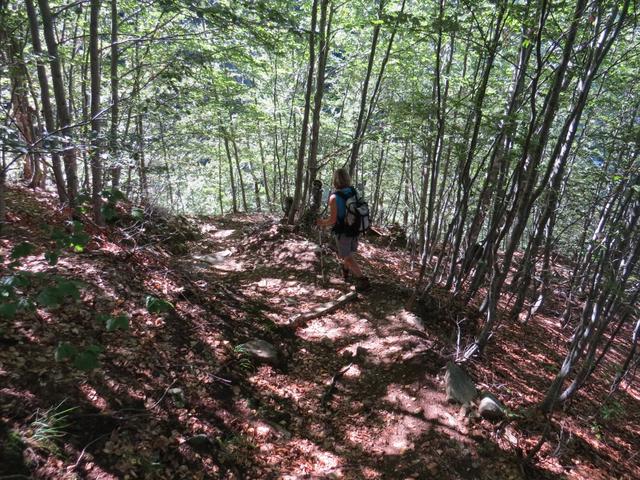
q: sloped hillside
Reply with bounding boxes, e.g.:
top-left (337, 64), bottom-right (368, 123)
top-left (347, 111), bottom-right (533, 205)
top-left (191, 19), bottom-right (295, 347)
top-left (1, 187), bottom-right (638, 479)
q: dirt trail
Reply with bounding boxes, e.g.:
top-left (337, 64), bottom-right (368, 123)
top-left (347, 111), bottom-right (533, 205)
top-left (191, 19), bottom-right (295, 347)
top-left (187, 215), bottom-right (533, 479)
top-left (4, 194), bottom-right (633, 480)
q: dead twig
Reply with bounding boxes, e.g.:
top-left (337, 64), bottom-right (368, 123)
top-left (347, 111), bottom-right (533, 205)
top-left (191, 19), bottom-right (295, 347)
top-left (291, 291), bottom-right (357, 328)
top-left (67, 432), bottom-right (112, 472)
top-left (150, 379), bottom-right (177, 409)
top-left (321, 362), bottom-right (354, 408)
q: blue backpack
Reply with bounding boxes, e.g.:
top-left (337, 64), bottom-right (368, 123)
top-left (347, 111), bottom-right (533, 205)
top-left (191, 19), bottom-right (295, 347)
top-left (332, 187), bottom-right (370, 237)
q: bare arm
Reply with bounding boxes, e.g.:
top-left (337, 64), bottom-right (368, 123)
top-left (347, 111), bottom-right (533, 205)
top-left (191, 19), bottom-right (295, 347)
top-left (316, 194), bottom-right (338, 228)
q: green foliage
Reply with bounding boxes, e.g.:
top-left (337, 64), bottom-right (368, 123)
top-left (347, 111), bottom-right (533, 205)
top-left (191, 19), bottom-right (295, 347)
top-left (101, 189), bottom-right (127, 223)
top-left (131, 207), bottom-right (145, 221)
top-left (54, 342), bottom-right (76, 362)
top-left (54, 342), bottom-right (102, 371)
top-left (98, 313), bottom-right (130, 332)
top-left (1, 223), bottom-right (91, 319)
top-left (145, 295), bottom-right (174, 314)
top-left (48, 221), bottom-right (90, 254)
top-left (30, 401), bottom-right (77, 445)
top-left (0, 223), bottom-right (129, 373)
top-left (233, 344), bottom-right (255, 372)
top-left (73, 345), bottom-right (103, 371)
top-left (10, 242), bottom-right (36, 260)
top-left (36, 279), bottom-right (82, 308)
top-left (600, 400), bottom-right (625, 421)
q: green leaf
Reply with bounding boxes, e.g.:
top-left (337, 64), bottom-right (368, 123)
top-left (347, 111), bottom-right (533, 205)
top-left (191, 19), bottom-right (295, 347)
top-left (1, 274), bottom-right (29, 288)
top-left (37, 287), bottom-right (63, 307)
top-left (55, 342), bottom-right (77, 361)
top-left (36, 280), bottom-right (81, 307)
top-left (73, 345), bottom-right (102, 371)
top-left (11, 242), bottom-right (35, 259)
top-left (145, 295), bottom-right (173, 314)
top-left (105, 314), bottom-right (129, 332)
top-left (0, 302), bottom-right (18, 319)
top-left (131, 207), bottom-right (145, 220)
top-left (45, 251), bottom-right (59, 266)
top-left (17, 297), bottom-right (34, 312)
top-left (56, 280), bottom-right (81, 300)
top-left (69, 232), bottom-right (90, 252)
top-left (110, 189), bottom-right (126, 202)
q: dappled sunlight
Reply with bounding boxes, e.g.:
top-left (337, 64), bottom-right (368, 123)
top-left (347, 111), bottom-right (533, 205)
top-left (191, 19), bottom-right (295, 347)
top-left (79, 384), bottom-right (109, 411)
top-left (212, 228), bottom-right (236, 239)
top-left (2, 187), bottom-right (638, 479)
top-left (299, 313), bottom-right (363, 341)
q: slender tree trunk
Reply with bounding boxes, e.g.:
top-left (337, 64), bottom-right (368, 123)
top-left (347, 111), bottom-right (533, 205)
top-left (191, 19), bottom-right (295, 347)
top-left (109, 0), bottom-right (121, 189)
top-left (288, 0), bottom-right (319, 223)
top-left (231, 136), bottom-right (248, 212)
top-left (38, 0), bottom-right (78, 208)
top-left (257, 126), bottom-right (272, 209)
top-left (89, 0), bottom-right (104, 225)
top-left (136, 113), bottom-right (148, 202)
top-left (306, 0), bottom-right (331, 199)
top-left (509, 0), bottom-right (630, 322)
top-left (346, 1), bottom-right (382, 177)
top-left (81, 40), bottom-right (90, 192)
top-left (217, 141), bottom-right (224, 215)
top-left (348, 0), bottom-right (406, 176)
top-left (0, 152), bottom-right (5, 236)
top-left (222, 132), bottom-right (238, 213)
top-left (445, 2), bottom-right (508, 290)
top-left (465, 0), bottom-right (588, 360)
top-left (371, 138), bottom-right (387, 222)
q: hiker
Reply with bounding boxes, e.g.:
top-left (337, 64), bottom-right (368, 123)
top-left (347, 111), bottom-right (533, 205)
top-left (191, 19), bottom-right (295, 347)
top-left (316, 168), bottom-right (370, 291)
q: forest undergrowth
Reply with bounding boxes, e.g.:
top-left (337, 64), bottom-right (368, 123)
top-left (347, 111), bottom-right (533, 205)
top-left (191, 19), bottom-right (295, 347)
top-left (1, 186), bottom-right (638, 480)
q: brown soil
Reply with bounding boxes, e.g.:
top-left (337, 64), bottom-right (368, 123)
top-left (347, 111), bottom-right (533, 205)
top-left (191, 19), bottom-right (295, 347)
top-left (1, 186), bottom-right (638, 479)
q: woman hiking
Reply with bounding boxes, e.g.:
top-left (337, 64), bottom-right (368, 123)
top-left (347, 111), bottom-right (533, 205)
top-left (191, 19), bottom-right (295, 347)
top-left (316, 168), bottom-right (370, 292)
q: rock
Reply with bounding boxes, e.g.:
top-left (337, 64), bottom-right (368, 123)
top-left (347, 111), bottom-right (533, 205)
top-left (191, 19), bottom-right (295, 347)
top-left (355, 346), bottom-right (368, 359)
top-left (186, 434), bottom-right (212, 448)
top-left (478, 392), bottom-right (506, 421)
top-left (238, 339), bottom-right (281, 366)
top-left (168, 387), bottom-right (185, 404)
top-left (444, 361), bottom-right (478, 405)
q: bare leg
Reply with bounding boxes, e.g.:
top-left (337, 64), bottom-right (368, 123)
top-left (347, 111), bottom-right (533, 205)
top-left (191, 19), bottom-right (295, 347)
top-left (343, 255), bottom-right (363, 277)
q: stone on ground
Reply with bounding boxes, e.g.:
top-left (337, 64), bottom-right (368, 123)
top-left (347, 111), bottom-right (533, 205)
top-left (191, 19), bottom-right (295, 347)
top-left (444, 361), bottom-right (478, 404)
top-left (478, 392), bottom-right (506, 421)
top-left (239, 339), bottom-right (281, 366)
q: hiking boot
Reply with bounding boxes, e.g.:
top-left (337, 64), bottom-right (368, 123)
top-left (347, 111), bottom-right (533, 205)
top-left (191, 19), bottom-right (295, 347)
top-left (342, 266), bottom-right (350, 281)
top-left (355, 276), bottom-right (371, 292)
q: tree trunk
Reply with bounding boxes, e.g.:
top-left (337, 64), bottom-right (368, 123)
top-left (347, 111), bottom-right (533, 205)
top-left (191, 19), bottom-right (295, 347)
top-left (231, 136), bottom-right (248, 212)
top-left (136, 114), bottom-right (148, 202)
top-left (109, 0), bottom-right (121, 190)
top-left (222, 132), bottom-right (238, 213)
top-left (306, 0), bottom-right (331, 199)
top-left (288, 0), bottom-right (319, 224)
top-left (465, 0), bottom-right (588, 360)
top-left (89, 0), bottom-right (104, 225)
top-left (38, 0), bottom-right (78, 208)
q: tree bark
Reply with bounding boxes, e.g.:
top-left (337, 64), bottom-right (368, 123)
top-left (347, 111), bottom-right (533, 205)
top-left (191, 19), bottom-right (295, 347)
top-left (288, 0), bottom-right (319, 224)
top-left (109, 0), bottom-right (121, 189)
top-left (38, 0), bottom-right (78, 208)
top-left (306, 0), bottom-right (331, 199)
top-left (90, 0), bottom-right (104, 224)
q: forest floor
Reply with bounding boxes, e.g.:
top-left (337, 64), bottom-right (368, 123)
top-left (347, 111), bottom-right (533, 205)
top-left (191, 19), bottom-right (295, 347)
top-left (1, 186), bottom-right (639, 480)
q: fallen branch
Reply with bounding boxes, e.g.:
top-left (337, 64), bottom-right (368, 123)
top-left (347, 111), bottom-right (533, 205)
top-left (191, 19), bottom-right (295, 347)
top-left (291, 291), bottom-right (357, 328)
top-left (321, 362), bottom-right (354, 408)
top-left (67, 432), bottom-right (112, 472)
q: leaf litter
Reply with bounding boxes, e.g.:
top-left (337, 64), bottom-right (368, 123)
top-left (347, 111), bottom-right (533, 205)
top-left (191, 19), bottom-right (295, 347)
top-left (0, 186), bottom-right (638, 479)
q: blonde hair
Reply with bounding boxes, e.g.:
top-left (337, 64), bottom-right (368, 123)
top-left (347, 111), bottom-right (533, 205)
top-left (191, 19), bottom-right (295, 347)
top-left (333, 168), bottom-right (351, 190)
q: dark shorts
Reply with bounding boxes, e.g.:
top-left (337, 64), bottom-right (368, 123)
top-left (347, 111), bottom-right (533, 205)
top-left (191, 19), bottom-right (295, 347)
top-left (335, 234), bottom-right (358, 258)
